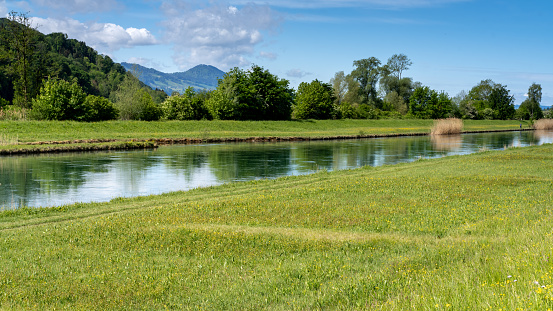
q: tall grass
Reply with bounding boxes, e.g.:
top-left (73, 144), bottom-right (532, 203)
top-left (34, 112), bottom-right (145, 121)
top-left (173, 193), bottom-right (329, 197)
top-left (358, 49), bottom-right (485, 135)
top-left (0, 134), bottom-right (18, 146)
top-left (533, 118), bottom-right (553, 130)
top-left (0, 107), bottom-right (27, 121)
top-left (431, 118), bottom-right (463, 135)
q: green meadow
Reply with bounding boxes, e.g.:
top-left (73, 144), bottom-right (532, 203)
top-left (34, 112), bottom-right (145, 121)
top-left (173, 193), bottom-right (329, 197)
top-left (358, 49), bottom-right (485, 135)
top-left (0, 142), bottom-right (552, 309)
top-left (0, 119), bottom-right (527, 144)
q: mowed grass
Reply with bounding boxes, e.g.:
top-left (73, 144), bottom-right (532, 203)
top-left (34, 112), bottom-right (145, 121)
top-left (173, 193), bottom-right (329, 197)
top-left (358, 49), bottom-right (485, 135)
top-left (0, 119), bottom-right (527, 144)
top-left (0, 143), bottom-right (552, 309)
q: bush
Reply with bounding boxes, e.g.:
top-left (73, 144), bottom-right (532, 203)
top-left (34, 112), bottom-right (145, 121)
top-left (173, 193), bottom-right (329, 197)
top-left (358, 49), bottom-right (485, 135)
top-left (163, 88), bottom-right (211, 120)
top-left (84, 95), bottom-right (119, 121)
top-left (30, 78), bottom-right (88, 121)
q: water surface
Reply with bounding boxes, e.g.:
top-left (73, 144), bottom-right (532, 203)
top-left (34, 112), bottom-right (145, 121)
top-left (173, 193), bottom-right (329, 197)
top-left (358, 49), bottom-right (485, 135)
top-left (1, 130), bottom-right (552, 208)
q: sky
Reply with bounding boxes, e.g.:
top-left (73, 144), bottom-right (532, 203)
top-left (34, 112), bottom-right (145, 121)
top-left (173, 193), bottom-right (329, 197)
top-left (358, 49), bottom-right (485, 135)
top-left (2, 0), bottom-right (553, 107)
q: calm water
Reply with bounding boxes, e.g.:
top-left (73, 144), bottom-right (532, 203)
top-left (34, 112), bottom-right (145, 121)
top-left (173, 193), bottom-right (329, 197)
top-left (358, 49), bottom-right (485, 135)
top-left (1, 130), bottom-right (552, 208)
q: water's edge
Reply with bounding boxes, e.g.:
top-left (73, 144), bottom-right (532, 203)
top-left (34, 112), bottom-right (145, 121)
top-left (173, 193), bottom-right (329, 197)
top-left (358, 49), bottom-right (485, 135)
top-left (0, 128), bottom-right (534, 156)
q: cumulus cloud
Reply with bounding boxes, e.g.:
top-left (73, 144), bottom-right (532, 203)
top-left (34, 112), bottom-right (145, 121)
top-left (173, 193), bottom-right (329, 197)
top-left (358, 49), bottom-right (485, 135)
top-left (30, 0), bottom-right (120, 13)
top-left (161, 1), bottom-right (281, 70)
top-left (33, 17), bottom-right (157, 52)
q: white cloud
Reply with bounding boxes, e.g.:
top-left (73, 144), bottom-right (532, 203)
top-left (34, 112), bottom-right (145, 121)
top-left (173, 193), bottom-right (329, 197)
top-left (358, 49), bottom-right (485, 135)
top-left (30, 0), bottom-right (120, 13)
top-left (33, 17), bottom-right (157, 52)
top-left (0, 0), bottom-right (7, 17)
top-left (286, 69), bottom-right (311, 78)
top-left (259, 51), bottom-right (277, 60)
top-left (161, 1), bottom-right (281, 70)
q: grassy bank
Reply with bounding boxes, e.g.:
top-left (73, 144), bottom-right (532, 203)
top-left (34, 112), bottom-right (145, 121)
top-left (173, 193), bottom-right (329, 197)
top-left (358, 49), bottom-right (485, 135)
top-left (0, 119), bottom-right (528, 145)
top-left (0, 143), bottom-right (552, 309)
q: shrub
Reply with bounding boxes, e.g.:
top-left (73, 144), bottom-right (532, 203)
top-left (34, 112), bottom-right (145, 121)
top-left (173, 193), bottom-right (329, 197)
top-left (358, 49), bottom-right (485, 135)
top-left (431, 118), bottom-right (463, 135)
top-left (84, 95), bottom-right (119, 121)
top-left (30, 78), bottom-right (88, 121)
top-left (163, 88), bottom-right (211, 120)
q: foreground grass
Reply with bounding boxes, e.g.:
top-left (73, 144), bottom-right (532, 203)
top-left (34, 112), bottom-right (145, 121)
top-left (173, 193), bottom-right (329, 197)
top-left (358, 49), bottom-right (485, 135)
top-left (1, 143), bottom-right (552, 309)
top-left (0, 119), bottom-right (528, 145)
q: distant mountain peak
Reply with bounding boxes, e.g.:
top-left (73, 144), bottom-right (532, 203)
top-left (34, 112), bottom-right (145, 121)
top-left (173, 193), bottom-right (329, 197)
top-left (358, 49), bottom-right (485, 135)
top-left (120, 62), bottom-right (225, 94)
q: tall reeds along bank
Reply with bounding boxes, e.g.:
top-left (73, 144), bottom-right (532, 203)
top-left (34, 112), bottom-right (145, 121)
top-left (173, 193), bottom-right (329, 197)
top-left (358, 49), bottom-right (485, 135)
top-left (430, 118), bottom-right (463, 135)
top-left (533, 119), bottom-right (553, 130)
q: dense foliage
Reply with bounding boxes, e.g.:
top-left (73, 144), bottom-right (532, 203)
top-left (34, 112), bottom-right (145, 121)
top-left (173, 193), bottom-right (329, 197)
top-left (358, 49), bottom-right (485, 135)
top-left (294, 79), bottom-right (336, 119)
top-left (207, 65), bottom-right (293, 120)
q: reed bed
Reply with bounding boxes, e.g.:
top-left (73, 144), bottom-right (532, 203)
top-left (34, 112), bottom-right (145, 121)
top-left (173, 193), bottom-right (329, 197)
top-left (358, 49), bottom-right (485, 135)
top-left (533, 118), bottom-right (553, 130)
top-left (430, 118), bottom-right (463, 135)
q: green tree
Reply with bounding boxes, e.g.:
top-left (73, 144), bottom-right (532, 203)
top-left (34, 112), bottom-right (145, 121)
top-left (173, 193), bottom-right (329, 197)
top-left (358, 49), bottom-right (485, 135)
top-left (386, 54), bottom-right (412, 80)
top-left (330, 71), bottom-right (348, 106)
top-left (206, 65), bottom-right (293, 120)
top-left (409, 86), bottom-right (452, 119)
top-left (293, 79), bottom-right (336, 119)
top-left (163, 87), bottom-right (211, 120)
top-left (517, 83), bottom-right (543, 120)
top-left (2, 12), bottom-right (40, 108)
top-left (112, 74), bottom-right (161, 120)
top-left (488, 84), bottom-right (515, 120)
top-left (351, 57), bottom-right (381, 107)
top-left (30, 77), bottom-right (88, 120)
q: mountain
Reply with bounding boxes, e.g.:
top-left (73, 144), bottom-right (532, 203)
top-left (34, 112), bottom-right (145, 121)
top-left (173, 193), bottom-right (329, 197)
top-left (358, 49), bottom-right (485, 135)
top-left (121, 62), bottom-right (225, 94)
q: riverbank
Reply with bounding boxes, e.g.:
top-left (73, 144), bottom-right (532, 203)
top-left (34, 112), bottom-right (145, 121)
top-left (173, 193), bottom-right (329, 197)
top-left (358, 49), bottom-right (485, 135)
top-left (0, 119), bottom-right (530, 154)
top-left (0, 143), bottom-right (552, 309)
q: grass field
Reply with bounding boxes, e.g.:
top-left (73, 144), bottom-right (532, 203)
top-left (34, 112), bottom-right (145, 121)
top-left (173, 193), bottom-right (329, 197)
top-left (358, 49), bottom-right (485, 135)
top-left (0, 142), bottom-right (552, 309)
top-left (0, 119), bottom-right (529, 145)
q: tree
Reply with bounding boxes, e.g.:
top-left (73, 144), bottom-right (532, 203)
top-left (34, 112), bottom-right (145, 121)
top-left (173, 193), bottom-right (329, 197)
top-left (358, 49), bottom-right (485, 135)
top-left (518, 83), bottom-right (543, 120)
top-left (409, 86), bottom-right (452, 119)
top-left (351, 57), bottom-right (382, 106)
top-left (293, 79), bottom-right (336, 119)
top-left (386, 54), bottom-right (412, 80)
top-left (2, 11), bottom-right (40, 108)
top-left (488, 84), bottom-right (515, 120)
top-left (206, 65), bottom-right (293, 120)
top-left (330, 71), bottom-right (348, 106)
top-left (112, 73), bottom-right (161, 121)
top-left (163, 87), bottom-right (211, 120)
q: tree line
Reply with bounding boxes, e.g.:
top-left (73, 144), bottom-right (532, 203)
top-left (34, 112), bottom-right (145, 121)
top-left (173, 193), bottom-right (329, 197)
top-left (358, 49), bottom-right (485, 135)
top-left (1, 12), bottom-right (550, 122)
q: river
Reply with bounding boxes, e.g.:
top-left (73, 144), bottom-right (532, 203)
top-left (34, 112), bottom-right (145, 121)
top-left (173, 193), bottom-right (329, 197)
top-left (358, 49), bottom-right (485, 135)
top-left (1, 130), bottom-right (552, 208)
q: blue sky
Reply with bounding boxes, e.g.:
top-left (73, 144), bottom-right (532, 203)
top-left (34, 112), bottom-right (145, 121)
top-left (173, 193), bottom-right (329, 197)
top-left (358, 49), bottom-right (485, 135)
top-left (3, 0), bottom-right (553, 106)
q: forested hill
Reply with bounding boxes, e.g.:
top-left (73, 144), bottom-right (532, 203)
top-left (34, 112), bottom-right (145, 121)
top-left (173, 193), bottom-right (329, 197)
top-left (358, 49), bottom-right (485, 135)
top-left (121, 62), bottom-right (225, 94)
top-left (0, 17), bottom-right (133, 107)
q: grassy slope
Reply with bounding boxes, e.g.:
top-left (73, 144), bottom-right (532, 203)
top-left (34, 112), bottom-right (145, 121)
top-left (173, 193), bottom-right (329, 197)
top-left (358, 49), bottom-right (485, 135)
top-left (0, 143), bottom-right (552, 309)
top-left (0, 119), bottom-right (528, 144)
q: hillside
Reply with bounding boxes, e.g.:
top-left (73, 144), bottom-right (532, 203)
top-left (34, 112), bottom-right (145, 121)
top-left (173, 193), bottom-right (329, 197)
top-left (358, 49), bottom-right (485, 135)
top-left (121, 62), bottom-right (225, 94)
top-left (0, 17), bottom-right (167, 107)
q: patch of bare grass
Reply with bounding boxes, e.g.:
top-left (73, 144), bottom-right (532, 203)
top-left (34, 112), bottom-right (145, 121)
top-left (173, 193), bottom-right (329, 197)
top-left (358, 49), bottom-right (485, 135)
top-left (431, 118), bottom-right (463, 135)
top-left (533, 119), bottom-right (553, 130)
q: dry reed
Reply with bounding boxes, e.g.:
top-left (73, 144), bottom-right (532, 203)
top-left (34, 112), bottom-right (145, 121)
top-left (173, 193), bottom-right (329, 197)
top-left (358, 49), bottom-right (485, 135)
top-left (430, 118), bottom-right (463, 135)
top-left (532, 119), bottom-right (553, 130)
